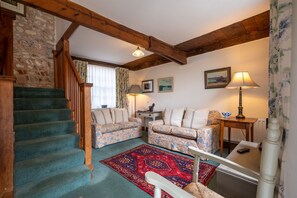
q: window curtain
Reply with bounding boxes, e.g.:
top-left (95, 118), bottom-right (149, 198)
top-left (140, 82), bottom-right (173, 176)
top-left (73, 60), bottom-right (88, 83)
top-left (87, 65), bottom-right (116, 109)
top-left (116, 67), bottom-right (129, 109)
top-left (269, 0), bottom-right (292, 197)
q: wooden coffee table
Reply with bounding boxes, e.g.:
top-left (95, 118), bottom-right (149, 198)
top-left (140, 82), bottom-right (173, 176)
top-left (215, 140), bottom-right (260, 198)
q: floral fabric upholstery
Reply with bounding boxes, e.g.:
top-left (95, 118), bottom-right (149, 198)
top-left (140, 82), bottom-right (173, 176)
top-left (148, 110), bottom-right (220, 155)
top-left (91, 108), bottom-right (142, 148)
top-left (171, 126), bottom-right (197, 139)
top-left (92, 126), bottom-right (142, 149)
top-left (95, 123), bottom-right (122, 134)
top-left (152, 125), bottom-right (172, 135)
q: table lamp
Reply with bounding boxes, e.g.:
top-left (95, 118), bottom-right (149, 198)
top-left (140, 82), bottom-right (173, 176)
top-left (226, 71), bottom-right (259, 119)
top-left (128, 85), bottom-right (142, 117)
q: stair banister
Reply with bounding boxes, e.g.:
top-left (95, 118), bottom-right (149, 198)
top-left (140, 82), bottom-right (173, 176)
top-left (0, 76), bottom-right (15, 197)
top-left (53, 39), bottom-right (93, 170)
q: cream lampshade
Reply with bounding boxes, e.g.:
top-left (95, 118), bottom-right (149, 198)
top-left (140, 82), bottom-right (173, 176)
top-left (226, 71), bottom-right (259, 119)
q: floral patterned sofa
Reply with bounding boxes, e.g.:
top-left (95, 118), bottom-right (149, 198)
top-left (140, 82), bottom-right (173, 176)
top-left (148, 108), bottom-right (221, 155)
top-left (91, 108), bottom-right (142, 148)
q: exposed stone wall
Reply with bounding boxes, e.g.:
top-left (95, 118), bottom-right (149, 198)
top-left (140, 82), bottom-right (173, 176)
top-left (13, 7), bottom-right (55, 88)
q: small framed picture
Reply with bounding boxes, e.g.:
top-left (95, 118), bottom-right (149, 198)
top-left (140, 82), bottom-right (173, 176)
top-left (142, 79), bottom-right (154, 93)
top-left (157, 77), bottom-right (174, 93)
top-left (0, 0), bottom-right (26, 16)
top-left (204, 67), bottom-right (231, 89)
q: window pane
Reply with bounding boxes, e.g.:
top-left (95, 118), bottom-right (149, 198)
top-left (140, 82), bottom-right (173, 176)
top-left (87, 64), bottom-right (116, 109)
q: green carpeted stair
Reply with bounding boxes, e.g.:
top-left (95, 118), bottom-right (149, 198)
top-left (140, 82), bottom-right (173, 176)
top-left (14, 87), bottom-right (90, 198)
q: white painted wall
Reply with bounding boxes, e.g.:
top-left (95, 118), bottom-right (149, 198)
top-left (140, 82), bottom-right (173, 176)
top-left (129, 38), bottom-right (269, 120)
top-left (286, 1), bottom-right (297, 197)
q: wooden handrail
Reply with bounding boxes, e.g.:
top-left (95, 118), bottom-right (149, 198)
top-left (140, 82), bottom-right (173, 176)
top-left (65, 53), bottom-right (83, 85)
top-left (53, 39), bottom-right (93, 170)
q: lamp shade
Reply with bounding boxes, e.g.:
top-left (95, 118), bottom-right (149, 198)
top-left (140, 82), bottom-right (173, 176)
top-left (128, 85), bottom-right (142, 95)
top-left (226, 71), bottom-right (259, 89)
top-left (132, 47), bottom-right (144, 57)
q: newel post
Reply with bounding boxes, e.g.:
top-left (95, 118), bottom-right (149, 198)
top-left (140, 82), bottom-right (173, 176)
top-left (80, 83), bottom-right (93, 170)
top-left (0, 76), bottom-right (15, 198)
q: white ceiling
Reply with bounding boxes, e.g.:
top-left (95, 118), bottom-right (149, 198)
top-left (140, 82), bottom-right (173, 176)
top-left (56, 0), bottom-right (269, 65)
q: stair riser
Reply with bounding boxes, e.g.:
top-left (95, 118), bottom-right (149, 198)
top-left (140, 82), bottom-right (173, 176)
top-left (15, 150), bottom-right (85, 186)
top-left (14, 166), bottom-right (90, 198)
top-left (14, 109), bottom-right (72, 125)
top-left (15, 121), bottom-right (75, 141)
top-left (14, 99), bottom-right (68, 110)
top-left (14, 88), bottom-right (64, 98)
top-left (15, 135), bottom-right (79, 162)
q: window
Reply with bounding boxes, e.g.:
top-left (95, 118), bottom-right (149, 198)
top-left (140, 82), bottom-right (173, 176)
top-left (87, 64), bottom-right (116, 109)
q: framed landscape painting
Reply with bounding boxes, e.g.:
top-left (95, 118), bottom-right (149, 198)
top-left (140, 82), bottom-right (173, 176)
top-left (142, 79), bottom-right (154, 93)
top-left (0, 0), bottom-right (26, 16)
top-left (204, 67), bottom-right (231, 89)
top-left (157, 77), bottom-right (173, 93)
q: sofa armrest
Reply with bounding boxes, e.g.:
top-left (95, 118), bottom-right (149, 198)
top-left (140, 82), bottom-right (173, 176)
top-left (91, 123), bottom-right (104, 136)
top-left (129, 117), bottom-right (142, 124)
top-left (196, 123), bottom-right (220, 153)
top-left (148, 120), bottom-right (164, 133)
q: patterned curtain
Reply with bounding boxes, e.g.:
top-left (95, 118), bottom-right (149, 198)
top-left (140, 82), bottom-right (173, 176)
top-left (116, 67), bottom-right (129, 109)
top-left (269, 0), bottom-right (292, 197)
top-left (73, 60), bottom-right (88, 83)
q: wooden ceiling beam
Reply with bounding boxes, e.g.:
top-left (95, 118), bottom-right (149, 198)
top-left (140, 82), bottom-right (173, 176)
top-left (124, 11), bottom-right (270, 71)
top-left (18, 0), bottom-right (187, 65)
top-left (71, 55), bottom-right (121, 68)
top-left (56, 22), bottom-right (79, 54)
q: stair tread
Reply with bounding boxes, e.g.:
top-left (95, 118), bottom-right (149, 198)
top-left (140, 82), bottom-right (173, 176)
top-left (15, 165), bottom-right (90, 198)
top-left (14, 120), bottom-right (74, 128)
top-left (15, 148), bottom-right (84, 169)
top-left (14, 87), bottom-right (64, 92)
top-left (14, 108), bottom-right (71, 112)
top-left (16, 134), bottom-right (77, 146)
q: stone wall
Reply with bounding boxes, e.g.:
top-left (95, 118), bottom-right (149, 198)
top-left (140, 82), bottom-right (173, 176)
top-left (13, 7), bottom-right (55, 88)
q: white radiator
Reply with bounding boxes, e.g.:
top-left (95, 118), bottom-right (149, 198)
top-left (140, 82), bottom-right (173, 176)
top-left (223, 118), bottom-right (267, 143)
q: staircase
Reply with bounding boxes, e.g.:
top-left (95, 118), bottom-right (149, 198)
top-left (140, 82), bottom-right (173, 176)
top-left (14, 87), bottom-right (90, 198)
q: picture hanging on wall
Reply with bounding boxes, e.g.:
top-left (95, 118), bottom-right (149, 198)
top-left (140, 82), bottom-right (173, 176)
top-left (204, 67), bottom-right (231, 89)
top-left (157, 77), bottom-right (174, 93)
top-left (142, 79), bottom-right (154, 93)
top-left (0, 0), bottom-right (26, 16)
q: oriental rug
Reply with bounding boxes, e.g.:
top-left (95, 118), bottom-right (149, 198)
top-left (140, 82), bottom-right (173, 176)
top-left (101, 144), bottom-right (217, 197)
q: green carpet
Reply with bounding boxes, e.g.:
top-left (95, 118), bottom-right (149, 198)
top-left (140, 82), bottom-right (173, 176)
top-left (14, 87), bottom-right (90, 198)
top-left (61, 133), bottom-right (229, 198)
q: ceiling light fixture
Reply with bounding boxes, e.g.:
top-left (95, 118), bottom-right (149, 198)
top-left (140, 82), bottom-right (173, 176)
top-left (132, 46), bottom-right (144, 57)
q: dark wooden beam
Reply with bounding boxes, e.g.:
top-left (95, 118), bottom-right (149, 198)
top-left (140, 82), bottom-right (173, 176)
top-left (18, 0), bottom-right (187, 65)
top-left (124, 11), bottom-right (270, 71)
top-left (56, 22), bottom-right (79, 54)
top-left (71, 55), bottom-right (121, 68)
top-left (148, 37), bottom-right (187, 65)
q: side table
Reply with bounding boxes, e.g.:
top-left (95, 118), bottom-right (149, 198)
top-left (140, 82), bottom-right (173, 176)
top-left (137, 111), bottom-right (162, 131)
top-left (218, 117), bottom-right (258, 156)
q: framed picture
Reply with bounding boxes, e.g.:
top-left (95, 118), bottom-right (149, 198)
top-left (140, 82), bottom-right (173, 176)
top-left (142, 79), bottom-right (154, 93)
top-left (204, 67), bottom-right (231, 89)
top-left (157, 77), bottom-right (174, 93)
top-left (0, 0), bottom-right (26, 16)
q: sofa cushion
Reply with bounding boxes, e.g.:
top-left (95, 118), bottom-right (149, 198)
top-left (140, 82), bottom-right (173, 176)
top-left (120, 122), bottom-right (140, 130)
top-left (101, 123), bottom-right (122, 134)
top-left (92, 108), bottom-right (113, 125)
top-left (182, 108), bottom-right (209, 129)
top-left (207, 110), bottom-right (221, 125)
top-left (111, 108), bottom-right (129, 123)
top-left (164, 108), bottom-right (184, 127)
top-left (171, 126), bottom-right (197, 139)
top-left (152, 125), bottom-right (173, 135)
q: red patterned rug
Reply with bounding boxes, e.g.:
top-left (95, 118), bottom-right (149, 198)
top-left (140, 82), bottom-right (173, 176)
top-left (100, 144), bottom-right (217, 197)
